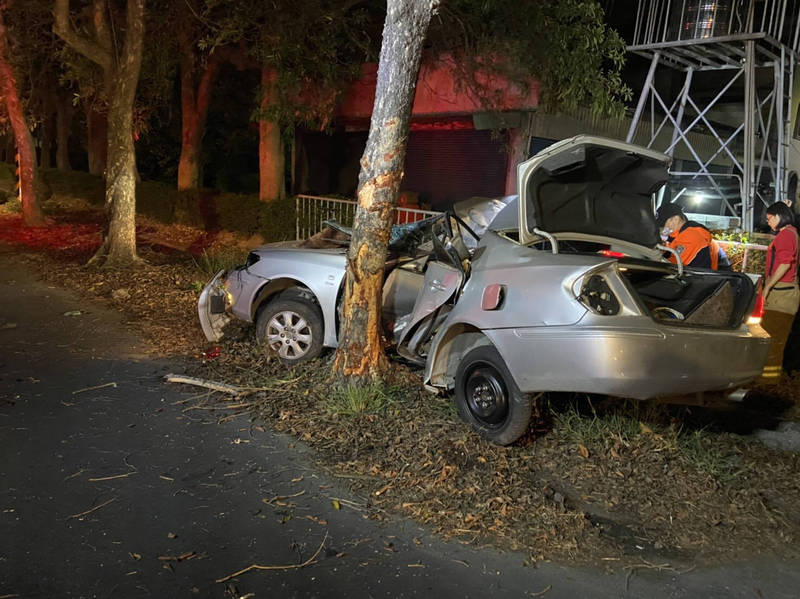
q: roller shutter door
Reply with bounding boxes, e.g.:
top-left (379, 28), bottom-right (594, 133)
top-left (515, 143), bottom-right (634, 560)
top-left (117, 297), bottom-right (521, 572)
top-left (401, 129), bottom-right (508, 210)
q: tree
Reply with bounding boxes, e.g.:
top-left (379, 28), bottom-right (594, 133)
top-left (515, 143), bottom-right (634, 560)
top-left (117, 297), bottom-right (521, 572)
top-left (0, 1), bottom-right (45, 226)
top-left (331, 0), bottom-right (629, 382)
top-left (175, 1), bottom-right (222, 190)
top-left (204, 0), bottom-right (379, 201)
top-left (54, 0), bottom-right (146, 267)
top-left (433, 0), bottom-right (630, 115)
top-left (332, 0), bottom-right (438, 381)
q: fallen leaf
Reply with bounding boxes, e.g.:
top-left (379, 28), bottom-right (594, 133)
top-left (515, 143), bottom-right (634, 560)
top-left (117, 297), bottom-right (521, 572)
top-left (578, 444), bottom-right (590, 459)
top-left (332, 499), bottom-right (341, 510)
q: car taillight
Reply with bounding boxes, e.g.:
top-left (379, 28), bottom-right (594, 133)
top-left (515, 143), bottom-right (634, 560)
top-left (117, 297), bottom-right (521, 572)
top-left (747, 292), bottom-right (764, 325)
top-left (578, 275), bottom-right (620, 315)
top-left (599, 249), bottom-right (627, 258)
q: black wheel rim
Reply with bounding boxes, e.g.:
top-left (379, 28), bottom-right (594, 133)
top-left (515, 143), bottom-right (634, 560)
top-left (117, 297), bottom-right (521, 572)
top-left (464, 363), bottom-right (509, 427)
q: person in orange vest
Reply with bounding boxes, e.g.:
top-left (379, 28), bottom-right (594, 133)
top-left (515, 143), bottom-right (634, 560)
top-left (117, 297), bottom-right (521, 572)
top-left (656, 202), bottom-right (730, 270)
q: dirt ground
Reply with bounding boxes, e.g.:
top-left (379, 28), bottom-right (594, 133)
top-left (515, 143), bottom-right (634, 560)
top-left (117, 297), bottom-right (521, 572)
top-left (3, 203), bottom-right (800, 570)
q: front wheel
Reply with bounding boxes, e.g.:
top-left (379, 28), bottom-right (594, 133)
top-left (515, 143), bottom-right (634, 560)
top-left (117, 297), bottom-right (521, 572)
top-left (454, 346), bottom-right (532, 445)
top-left (255, 298), bottom-right (324, 365)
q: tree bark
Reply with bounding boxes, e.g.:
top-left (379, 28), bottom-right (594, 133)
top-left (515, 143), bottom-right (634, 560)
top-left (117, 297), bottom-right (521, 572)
top-left (54, 0), bottom-right (146, 267)
top-left (56, 92), bottom-right (73, 171)
top-left (0, 7), bottom-right (44, 226)
top-left (258, 67), bottom-right (284, 202)
top-left (177, 27), bottom-right (220, 190)
top-left (332, 0), bottom-right (437, 382)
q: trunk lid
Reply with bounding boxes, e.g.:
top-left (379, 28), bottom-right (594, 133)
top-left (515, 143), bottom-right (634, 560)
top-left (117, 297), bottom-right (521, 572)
top-left (517, 135), bottom-right (670, 249)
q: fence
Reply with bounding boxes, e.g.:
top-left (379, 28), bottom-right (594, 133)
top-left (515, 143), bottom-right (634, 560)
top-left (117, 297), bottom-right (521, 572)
top-left (294, 195), bottom-right (769, 273)
top-left (295, 195), bottom-right (439, 241)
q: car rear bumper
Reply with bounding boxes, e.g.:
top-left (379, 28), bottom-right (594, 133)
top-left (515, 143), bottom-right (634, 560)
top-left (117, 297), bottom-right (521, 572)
top-left (198, 270), bottom-right (231, 342)
top-left (487, 323), bottom-right (771, 399)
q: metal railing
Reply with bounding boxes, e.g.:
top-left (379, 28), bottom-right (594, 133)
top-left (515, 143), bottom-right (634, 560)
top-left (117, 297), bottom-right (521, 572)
top-left (715, 239), bottom-right (768, 272)
top-left (293, 195), bottom-right (769, 273)
top-left (295, 195), bottom-right (439, 241)
top-left (632, 0), bottom-right (800, 52)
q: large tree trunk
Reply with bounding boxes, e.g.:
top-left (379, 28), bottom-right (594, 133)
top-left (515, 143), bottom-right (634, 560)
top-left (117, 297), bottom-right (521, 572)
top-left (0, 8), bottom-right (44, 226)
top-left (258, 67), bottom-right (284, 202)
top-left (177, 30), bottom-right (220, 190)
top-left (332, 0), bottom-right (437, 382)
top-left (55, 0), bottom-right (146, 268)
top-left (97, 68), bottom-right (140, 266)
top-left (56, 92), bottom-right (73, 171)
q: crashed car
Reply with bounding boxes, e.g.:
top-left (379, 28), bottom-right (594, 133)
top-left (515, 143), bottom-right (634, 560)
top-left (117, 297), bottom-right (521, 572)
top-left (199, 135), bottom-right (770, 445)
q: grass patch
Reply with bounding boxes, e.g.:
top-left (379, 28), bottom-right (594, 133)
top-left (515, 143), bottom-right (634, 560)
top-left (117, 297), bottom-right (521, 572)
top-left (328, 382), bottom-right (400, 417)
top-left (673, 429), bottom-right (744, 482)
top-left (551, 397), bottom-right (744, 482)
top-left (552, 400), bottom-right (643, 447)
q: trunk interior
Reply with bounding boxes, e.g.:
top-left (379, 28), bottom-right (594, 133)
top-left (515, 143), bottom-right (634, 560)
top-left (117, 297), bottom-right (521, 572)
top-left (618, 262), bottom-right (756, 328)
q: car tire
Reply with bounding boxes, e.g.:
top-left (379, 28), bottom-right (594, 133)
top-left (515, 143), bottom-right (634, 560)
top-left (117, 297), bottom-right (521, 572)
top-left (454, 345), bottom-right (532, 445)
top-left (255, 298), bottom-right (324, 365)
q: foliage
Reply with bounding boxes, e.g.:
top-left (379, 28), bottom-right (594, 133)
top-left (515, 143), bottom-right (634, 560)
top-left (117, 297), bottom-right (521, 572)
top-left (40, 168), bottom-right (105, 205)
top-left (714, 230), bottom-right (767, 274)
top-left (201, 0), bottom-right (381, 131)
top-left (433, 0), bottom-right (631, 116)
top-left (192, 247), bottom-right (248, 278)
top-left (1, 196), bottom-right (21, 213)
top-left (40, 167), bottom-right (297, 241)
top-left (1, 0), bottom-right (66, 126)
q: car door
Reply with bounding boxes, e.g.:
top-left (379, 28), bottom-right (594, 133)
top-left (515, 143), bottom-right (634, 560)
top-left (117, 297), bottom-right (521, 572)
top-left (395, 260), bottom-right (463, 363)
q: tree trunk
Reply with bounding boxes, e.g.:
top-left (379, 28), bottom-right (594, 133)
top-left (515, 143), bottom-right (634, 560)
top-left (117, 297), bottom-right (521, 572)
top-left (332, 0), bottom-right (437, 382)
top-left (40, 113), bottom-right (53, 169)
top-left (86, 104), bottom-right (107, 176)
top-left (177, 33), bottom-right (220, 190)
top-left (96, 69), bottom-right (139, 266)
top-left (56, 92), bottom-right (73, 171)
top-left (258, 67), bottom-right (284, 202)
top-left (0, 8), bottom-right (44, 226)
top-left (55, 0), bottom-right (146, 268)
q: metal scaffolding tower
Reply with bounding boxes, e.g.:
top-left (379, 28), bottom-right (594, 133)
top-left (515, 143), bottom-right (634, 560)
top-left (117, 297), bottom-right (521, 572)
top-left (626, 0), bottom-right (800, 231)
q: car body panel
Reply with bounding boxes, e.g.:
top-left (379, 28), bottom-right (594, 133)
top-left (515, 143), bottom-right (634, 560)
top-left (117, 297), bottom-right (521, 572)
top-left (198, 269), bottom-right (231, 342)
top-left (232, 247), bottom-right (347, 347)
top-left (482, 322), bottom-right (769, 399)
top-left (395, 261), bottom-right (462, 361)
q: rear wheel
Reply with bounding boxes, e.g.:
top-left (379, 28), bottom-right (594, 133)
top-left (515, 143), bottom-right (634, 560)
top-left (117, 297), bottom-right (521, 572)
top-left (454, 346), bottom-right (531, 445)
top-left (255, 298), bottom-right (323, 365)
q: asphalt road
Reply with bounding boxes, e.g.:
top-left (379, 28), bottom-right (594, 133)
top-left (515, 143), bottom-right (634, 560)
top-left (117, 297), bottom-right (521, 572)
top-left (1, 250), bottom-right (799, 599)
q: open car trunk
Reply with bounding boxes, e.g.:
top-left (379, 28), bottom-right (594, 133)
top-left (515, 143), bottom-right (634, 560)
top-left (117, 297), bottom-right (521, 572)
top-left (618, 261), bottom-right (757, 328)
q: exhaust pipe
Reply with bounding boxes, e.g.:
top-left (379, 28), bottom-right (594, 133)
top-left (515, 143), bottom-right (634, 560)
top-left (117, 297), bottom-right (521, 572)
top-left (726, 387), bottom-right (750, 402)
